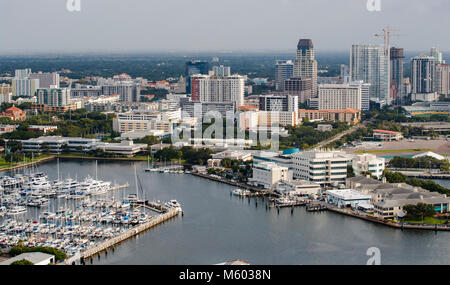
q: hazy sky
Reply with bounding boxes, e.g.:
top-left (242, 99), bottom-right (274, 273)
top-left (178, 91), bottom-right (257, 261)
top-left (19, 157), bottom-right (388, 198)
top-left (1, 0), bottom-right (449, 54)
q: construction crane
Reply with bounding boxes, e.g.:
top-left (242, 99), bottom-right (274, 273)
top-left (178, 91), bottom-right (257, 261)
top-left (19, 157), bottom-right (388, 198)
top-left (374, 26), bottom-right (407, 57)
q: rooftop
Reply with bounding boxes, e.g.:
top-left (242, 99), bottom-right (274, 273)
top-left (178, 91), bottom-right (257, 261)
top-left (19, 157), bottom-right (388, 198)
top-left (0, 252), bottom-right (54, 265)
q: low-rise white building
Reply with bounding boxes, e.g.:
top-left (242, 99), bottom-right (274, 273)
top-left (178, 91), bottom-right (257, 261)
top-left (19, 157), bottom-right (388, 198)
top-left (96, 141), bottom-right (147, 157)
top-left (275, 179), bottom-right (321, 196)
top-left (0, 252), bottom-right (55, 265)
top-left (352, 154), bottom-right (385, 179)
top-left (249, 162), bottom-right (290, 189)
top-left (326, 189), bottom-right (372, 208)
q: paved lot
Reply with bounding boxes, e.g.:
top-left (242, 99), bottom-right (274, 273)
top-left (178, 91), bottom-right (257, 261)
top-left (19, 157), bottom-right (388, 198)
top-left (343, 138), bottom-right (450, 157)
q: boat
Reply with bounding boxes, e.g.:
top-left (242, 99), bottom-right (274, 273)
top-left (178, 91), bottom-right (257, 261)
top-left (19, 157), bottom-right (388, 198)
top-left (165, 200), bottom-right (181, 208)
top-left (7, 206), bottom-right (27, 216)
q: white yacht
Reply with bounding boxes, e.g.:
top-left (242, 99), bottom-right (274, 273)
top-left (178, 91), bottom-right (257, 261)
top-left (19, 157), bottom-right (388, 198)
top-left (7, 206), bottom-right (27, 216)
top-left (165, 200), bottom-right (181, 208)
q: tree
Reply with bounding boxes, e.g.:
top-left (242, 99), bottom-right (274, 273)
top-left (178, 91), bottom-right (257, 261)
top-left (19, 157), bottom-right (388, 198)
top-left (10, 259), bottom-right (34, 266)
top-left (403, 203), bottom-right (435, 222)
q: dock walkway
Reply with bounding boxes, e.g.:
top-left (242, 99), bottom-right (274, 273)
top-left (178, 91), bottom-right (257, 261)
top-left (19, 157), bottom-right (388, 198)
top-left (65, 208), bottom-right (181, 264)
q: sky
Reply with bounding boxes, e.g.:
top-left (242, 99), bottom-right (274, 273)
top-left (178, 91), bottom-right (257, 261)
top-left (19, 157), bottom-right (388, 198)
top-left (1, 0), bottom-right (449, 54)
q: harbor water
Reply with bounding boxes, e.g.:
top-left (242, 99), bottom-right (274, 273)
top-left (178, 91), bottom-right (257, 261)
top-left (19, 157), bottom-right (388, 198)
top-left (6, 159), bottom-right (450, 265)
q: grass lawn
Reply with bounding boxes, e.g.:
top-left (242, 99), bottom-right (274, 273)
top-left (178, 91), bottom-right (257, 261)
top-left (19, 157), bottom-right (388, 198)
top-left (404, 217), bottom-right (448, 225)
top-left (0, 154), bottom-right (54, 170)
top-left (354, 149), bottom-right (432, 154)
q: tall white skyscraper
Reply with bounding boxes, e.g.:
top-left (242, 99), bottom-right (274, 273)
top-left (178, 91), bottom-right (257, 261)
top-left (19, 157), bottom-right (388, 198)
top-left (294, 39), bottom-right (318, 97)
top-left (12, 69), bottom-right (39, 97)
top-left (351, 44), bottom-right (390, 106)
top-left (431, 47), bottom-right (445, 64)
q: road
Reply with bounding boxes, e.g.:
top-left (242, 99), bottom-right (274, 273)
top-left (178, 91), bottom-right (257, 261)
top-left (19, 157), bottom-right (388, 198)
top-left (313, 124), bottom-right (364, 149)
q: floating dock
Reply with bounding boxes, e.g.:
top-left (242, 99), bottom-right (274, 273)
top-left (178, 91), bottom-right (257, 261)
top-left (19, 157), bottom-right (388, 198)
top-left (73, 208), bottom-right (182, 264)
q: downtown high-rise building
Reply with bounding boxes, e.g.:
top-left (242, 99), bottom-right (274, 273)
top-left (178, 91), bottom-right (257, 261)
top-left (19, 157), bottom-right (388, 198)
top-left (390, 47), bottom-right (404, 101)
top-left (435, 63), bottom-right (450, 97)
top-left (36, 87), bottom-right (70, 107)
top-left (431, 47), bottom-right (445, 64)
top-left (101, 83), bottom-right (141, 102)
top-left (350, 44), bottom-right (390, 106)
top-left (316, 84), bottom-right (362, 111)
top-left (294, 39), bottom-right (318, 97)
top-left (186, 60), bottom-right (209, 94)
top-left (283, 77), bottom-right (312, 103)
top-left (259, 94), bottom-right (298, 112)
top-left (411, 55), bottom-right (437, 95)
top-left (12, 69), bottom-right (39, 97)
top-left (190, 73), bottom-right (245, 107)
top-left (275, 60), bottom-right (294, 91)
top-left (29, 72), bottom-right (60, 89)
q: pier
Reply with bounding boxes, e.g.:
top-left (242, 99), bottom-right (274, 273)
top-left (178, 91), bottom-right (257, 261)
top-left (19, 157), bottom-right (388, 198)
top-left (71, 208), bottom-right (181, 264)
top-left (192, 173), bottom-right (277, 197)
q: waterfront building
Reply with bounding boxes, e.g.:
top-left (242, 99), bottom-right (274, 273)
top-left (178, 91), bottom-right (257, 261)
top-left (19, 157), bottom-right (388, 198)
top-left (325, 189), bottom-right (372, 208)
top-left (95, 140), bottom-right (147, 157)
top-left (373, 129), bottom-right (403, 141)
top-left (351, 44), bottom-right (390, 106)
top-left (249, 162), bottom-right (290, 189)
top-left (298, 108), bottom-right (361, 125)
top-left (346, 176), bottom-right (450, 218)
top-left (22, 136), bottom-right (99, 153)
top-left (0, 252), bottom-right (55, 265)
top-left (275, 60), bottom-right (294, 91)
top-left (351, 154), bottom-right (385, 179)
top-left (211, 150), bottom-right (253, 161)
top-left (294, 39), bottom-right (318, 97)
top-left (275, 179), bottom-right (321, 196)
top-left (21, 136), bottom-right (146, 156)
top-left (317, 84), bottom-right (362, 111)
top-left (292, 150), bottom-right (350, 185)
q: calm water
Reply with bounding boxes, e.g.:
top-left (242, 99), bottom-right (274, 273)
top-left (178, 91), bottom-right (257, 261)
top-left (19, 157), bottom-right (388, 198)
top-left (6, 159), bottom-right (450, 265)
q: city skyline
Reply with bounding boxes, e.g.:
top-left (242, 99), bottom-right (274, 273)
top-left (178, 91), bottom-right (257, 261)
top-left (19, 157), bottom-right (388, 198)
top-left (1, 0), bottom-right (450, 54)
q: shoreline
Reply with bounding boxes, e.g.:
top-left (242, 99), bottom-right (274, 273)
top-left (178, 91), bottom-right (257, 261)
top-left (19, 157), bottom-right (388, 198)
top-left (192, 172), bottom-right (450, 232)
top-left (0, 155), bottom-right (56, 173)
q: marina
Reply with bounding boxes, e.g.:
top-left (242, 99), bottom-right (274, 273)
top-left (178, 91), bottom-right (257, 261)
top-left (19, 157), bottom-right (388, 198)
top-left (0, 160), bottom-right (183, 264)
